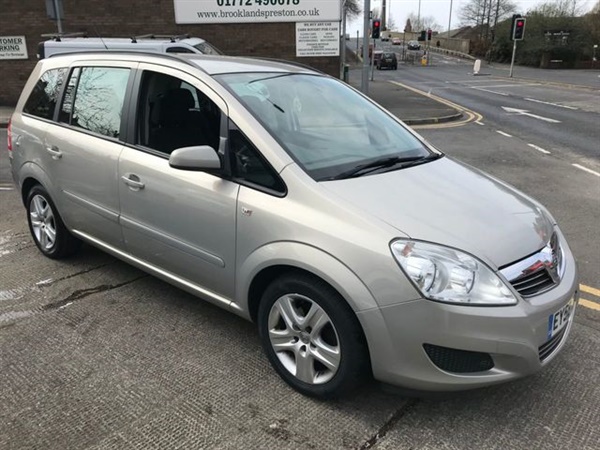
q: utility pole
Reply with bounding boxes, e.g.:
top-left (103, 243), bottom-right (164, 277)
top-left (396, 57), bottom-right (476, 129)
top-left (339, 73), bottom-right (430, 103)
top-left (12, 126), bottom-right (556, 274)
top-left (382, 0), bottom-right (387, 31)
top-left (340, 0), bottom-right (346, 80)
top-left (361, 0), bottom-right (371, 94)
top-left (448, 0), bottom-right (453, 37)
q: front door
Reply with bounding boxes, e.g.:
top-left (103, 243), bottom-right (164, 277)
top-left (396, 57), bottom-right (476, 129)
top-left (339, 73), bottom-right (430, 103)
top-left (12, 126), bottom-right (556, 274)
top-left (118, 65), bottom-right (238, 300)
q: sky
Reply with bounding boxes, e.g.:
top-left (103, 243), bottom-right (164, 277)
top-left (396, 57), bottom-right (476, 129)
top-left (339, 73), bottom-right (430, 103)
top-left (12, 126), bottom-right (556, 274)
top-left (347, 0), bottom-right (597, 36)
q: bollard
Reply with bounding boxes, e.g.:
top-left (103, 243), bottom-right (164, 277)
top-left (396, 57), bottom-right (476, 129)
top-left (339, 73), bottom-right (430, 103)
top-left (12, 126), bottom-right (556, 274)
top-left (473, 59), bottom-right (481, 75)
top-left (421, 55), bottom-right (428, 66)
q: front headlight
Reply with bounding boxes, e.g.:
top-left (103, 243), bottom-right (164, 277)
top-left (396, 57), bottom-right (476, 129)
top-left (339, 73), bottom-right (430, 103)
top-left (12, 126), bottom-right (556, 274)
top-left (390, 240), bottom-right (517, 305)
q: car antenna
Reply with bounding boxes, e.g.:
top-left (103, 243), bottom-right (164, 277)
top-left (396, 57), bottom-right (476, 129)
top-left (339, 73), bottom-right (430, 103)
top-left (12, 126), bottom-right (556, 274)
top-left (92, 25), bottom-right (109, 50)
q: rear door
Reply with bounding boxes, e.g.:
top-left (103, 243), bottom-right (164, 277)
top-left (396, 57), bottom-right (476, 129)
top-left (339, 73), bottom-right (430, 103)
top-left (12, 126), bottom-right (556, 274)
top-left (44, 61), bottom-right (135, 248)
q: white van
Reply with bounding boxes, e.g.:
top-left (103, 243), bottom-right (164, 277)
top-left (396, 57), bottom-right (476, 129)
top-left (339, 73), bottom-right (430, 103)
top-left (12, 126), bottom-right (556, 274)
top-left (37, 34), bottom-right (222, 59)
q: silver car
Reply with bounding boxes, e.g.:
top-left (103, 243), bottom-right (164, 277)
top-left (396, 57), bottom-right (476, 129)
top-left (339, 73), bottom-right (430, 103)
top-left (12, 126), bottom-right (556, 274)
top-left (8, 53), bottom-right (579, 398)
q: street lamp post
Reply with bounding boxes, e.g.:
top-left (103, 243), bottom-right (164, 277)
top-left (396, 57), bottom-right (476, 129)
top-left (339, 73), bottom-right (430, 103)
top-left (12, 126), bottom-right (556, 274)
top-left (448, 0), bottom-right (453, 37)
top-left (594, 44), bottom-right (598, 70)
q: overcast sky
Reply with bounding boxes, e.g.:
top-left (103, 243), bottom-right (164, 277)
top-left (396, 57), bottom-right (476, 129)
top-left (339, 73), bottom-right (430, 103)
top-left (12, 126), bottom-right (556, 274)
top-left (347, 0), bottom-right (596, 36)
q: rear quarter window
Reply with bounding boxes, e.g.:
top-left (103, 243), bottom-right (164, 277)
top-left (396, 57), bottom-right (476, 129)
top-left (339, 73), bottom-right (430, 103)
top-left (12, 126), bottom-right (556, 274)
top-left (23, 68), bottom-right (68, 120)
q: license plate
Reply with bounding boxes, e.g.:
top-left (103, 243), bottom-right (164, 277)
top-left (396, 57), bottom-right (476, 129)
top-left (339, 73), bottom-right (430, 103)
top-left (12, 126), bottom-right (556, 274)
top-left (547, 299), bottom-right (573, 339)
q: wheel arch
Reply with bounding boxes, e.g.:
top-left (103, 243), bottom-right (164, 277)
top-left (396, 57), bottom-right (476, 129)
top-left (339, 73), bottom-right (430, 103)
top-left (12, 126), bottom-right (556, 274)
top-left (239, 242), bottom-right (379, 324)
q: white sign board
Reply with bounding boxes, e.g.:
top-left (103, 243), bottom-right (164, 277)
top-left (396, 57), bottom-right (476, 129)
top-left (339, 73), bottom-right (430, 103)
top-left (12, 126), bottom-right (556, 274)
top-left (0, 36), bottom-right (28, 60)
top-left (174, 0), bottom-right (341, 24)
top-left (296, 22), bottom-right (339, 57)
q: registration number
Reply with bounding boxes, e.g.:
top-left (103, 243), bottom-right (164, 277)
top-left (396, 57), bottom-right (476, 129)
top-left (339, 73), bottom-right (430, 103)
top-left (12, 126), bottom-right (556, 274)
top-left (547, 299), bottom-right (573, 340)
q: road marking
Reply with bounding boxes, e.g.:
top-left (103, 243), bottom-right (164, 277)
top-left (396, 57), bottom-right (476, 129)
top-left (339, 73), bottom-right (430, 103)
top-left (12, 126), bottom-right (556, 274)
top-left (501, 106), bottom-right (561, 123)
top-left (476, 83), bottom-right (540, 88)
top-left (472, 87), bottom-right (509, 96)
top-left (0, 187), bottom-right (14, 191)
top-left (524, 98), bottom-right (578, 110)
top-left (389, 81), bottom-right (483, 129)
top-left (580, 299), bottom-right (600, 311)
top-left (581, 284), bottom-right (600, 297)
top-left (475, 121), bottom-right (485, 125)
top-left (572, 164), bottom-right (600, 177)
top-left (527, 143), bottom-right (551, 154)
top-left (496, 130), bottom-right (512, 137)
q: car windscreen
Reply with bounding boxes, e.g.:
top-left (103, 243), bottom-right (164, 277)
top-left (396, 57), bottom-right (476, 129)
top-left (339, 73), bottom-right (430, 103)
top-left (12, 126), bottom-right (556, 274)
top-left (216, 73), bottom-right (431, 181)
top-left (194, 42), bottom-right (222, 55)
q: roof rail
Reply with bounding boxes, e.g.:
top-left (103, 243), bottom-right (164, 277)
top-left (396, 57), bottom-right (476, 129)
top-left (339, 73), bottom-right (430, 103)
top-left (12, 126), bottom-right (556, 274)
top-left (41, 32), bottom-right (88, 42)
top-left (131, 34), bottom-right (191, 43)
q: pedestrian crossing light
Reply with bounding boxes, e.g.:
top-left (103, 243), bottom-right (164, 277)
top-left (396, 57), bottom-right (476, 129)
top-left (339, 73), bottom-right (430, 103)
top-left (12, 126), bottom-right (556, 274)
top-left (512, 17), bottom-right (526, 41)
top-left (372, 19), bottom-right (381, 39)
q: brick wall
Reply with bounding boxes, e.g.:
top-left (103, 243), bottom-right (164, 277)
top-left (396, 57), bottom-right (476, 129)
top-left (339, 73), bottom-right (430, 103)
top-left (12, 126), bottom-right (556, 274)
top-left (0, 0), bottom-right (340, 105)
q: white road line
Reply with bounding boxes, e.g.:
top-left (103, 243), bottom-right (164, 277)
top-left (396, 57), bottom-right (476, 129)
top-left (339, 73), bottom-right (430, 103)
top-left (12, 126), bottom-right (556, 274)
top-left (496, 130), bottom-right (512, 137)
top-left (525, 98), bottom-right (578, 110)
top-left (471, 87), bottom-right (509, 96)
top-left (527, 143), bottom-right (551, 154)
top-left (475, 121), bottom-right (485, 125)
top-left (0, 187), bottom-right (14, 191)
top-left (475, 83), bottom-right (540, 88)
top-left (572, 164), bottom-right (600, 177)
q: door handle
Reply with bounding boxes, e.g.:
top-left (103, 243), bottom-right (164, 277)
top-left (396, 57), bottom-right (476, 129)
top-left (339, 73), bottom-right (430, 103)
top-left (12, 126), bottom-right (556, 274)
top-left (45, 145), bottom-right (62, 160)
top-left (121, 174), bottom-right (145, 190)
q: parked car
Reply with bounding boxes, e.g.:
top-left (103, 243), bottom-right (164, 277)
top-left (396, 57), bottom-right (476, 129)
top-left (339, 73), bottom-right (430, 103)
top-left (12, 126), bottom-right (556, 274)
top-left (377, 52), bottom-right (398, 70)
top-left (37, 34), bottom-right (222, 59)
top-left (8, 52), bottom-right (579, 398)
top-left (407, 40), bottom-right (421, 50)
top-left (391, 37), bottom-right (402, 45)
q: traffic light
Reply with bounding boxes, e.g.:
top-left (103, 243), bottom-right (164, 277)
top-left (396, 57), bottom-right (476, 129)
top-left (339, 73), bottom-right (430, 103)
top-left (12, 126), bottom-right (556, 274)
top-left (427, 29), bottom-right (432, 41)
top-left (372, 19), bottom-right (381, 39)
top-left (512, 17), bottom-right (526, 41)
top-left (419, 30), bottom-right (426, 41)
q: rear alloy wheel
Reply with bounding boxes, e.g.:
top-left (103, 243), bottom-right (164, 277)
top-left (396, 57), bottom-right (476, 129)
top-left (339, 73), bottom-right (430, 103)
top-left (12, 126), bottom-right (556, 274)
top-left (258, 273), bottom-right (369, 398)
top-left (26, 185), bottom-right (80, 259)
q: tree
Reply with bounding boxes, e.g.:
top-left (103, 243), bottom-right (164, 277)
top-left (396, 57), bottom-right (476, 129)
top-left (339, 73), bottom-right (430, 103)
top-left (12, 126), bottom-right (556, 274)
top-left (406, 13), bottom-right (441, 32)
top-left (387, 14), bottom-right (398, 31)
top-left (459, 0), bottom-right (516, 29)
top-left (344, 0), bottom-right (361, 21)
top-left (527, 0), bottom-right (585, 17)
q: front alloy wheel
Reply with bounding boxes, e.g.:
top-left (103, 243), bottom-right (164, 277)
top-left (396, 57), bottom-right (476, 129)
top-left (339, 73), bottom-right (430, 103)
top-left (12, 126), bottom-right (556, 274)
top-left (258, 273), bottom-right (369, 398)
top-left (268, 293), bottom-right (341, 385)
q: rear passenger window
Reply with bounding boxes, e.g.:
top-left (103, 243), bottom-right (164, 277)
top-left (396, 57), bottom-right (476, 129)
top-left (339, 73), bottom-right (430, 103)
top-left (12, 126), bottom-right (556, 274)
top-left (23, 68), bottom-right (67, 120)
top-left (67, 67), bottom-right (130, 139)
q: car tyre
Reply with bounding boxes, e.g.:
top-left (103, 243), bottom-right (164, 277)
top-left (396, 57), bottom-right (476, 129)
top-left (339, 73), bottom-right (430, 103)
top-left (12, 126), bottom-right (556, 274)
top-left (26, 185), bottom-right (80, 259)
top-left (258, 273), bottom-right (370, 398)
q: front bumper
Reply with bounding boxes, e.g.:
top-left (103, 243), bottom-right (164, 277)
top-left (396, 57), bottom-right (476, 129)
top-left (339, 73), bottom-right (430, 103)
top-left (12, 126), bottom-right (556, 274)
top-left (357, 245), bottom-right (579, 392)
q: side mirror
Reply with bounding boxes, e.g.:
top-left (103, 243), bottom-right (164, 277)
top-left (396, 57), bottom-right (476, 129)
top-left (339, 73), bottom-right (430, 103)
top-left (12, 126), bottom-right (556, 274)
top-left (169, 145), bottom-right (221, 171)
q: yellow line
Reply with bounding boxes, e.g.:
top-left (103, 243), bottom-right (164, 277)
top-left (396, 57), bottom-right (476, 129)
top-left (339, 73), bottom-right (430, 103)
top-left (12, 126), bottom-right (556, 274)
top-left (580, 284), bottom-right (600, 298)
top-left (388, 80), bottom-right (483, 129)
top-left (580, 298), bottom-right (600, 311)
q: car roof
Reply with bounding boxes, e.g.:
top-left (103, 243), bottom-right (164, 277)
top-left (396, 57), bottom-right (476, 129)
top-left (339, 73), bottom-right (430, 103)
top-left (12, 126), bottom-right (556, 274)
top-left (42, 52), bottom-right (318, 75)
top-left (44, 37), bottom-right (207, 45)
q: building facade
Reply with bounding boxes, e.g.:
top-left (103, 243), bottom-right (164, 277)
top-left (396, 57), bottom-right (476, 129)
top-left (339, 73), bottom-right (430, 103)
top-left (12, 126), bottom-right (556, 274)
top-left (0, 0), bottom-right (341, 105)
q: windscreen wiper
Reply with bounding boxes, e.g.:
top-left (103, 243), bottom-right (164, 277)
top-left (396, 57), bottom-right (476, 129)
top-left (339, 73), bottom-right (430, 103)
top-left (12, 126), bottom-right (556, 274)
top-left (329, 153), bottom-right (443, 180)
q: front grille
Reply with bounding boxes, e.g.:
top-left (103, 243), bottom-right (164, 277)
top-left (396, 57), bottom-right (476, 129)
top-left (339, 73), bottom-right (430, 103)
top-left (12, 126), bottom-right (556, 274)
top-left (423, 344), bottom-right (494, 373)
top-left (539, 327), bottom-right (567, 361)
top-left (510, 267), bottom-right (556, 297)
